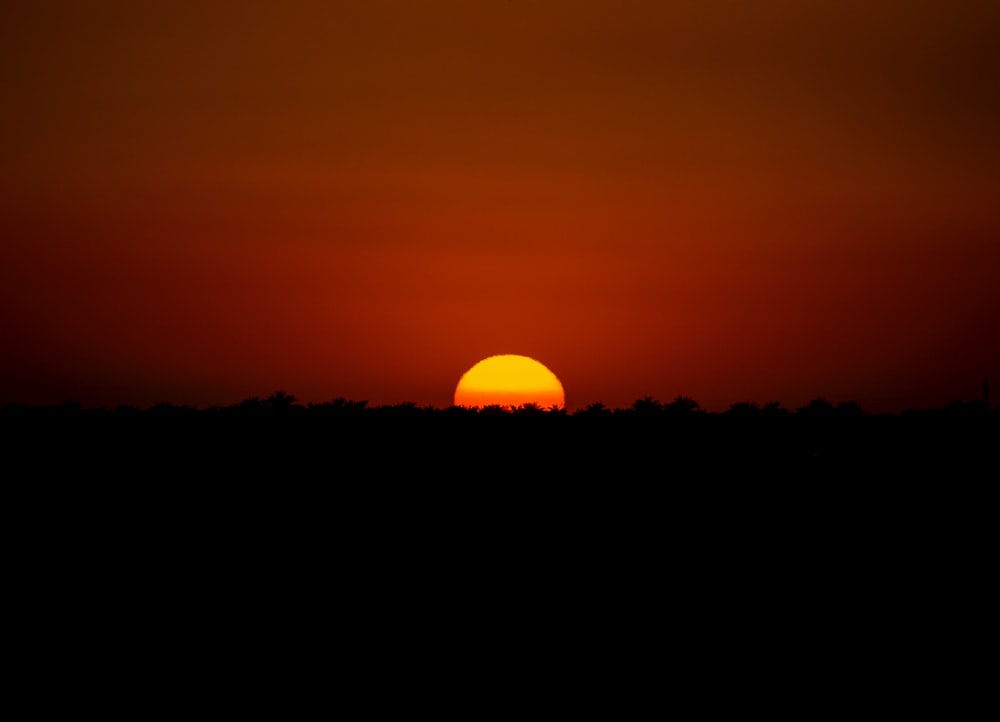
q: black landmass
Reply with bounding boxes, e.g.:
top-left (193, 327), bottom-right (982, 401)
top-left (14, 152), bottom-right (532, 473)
top-left (9, 390), bottom-right (995, 575)
top-left (4, 392), bottom-right (995, 480)
top-left (5, 392), bottom-right (993, 698)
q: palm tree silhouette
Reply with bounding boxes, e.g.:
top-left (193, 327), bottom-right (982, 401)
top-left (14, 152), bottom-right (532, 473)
top-left (798, 397), bottom-right (834, 419)
top-left (578, 402), bottom-right (611, 417)
top-left (666, 396), bottom-right (699, 414)
top-left (265, 390), bottom-right (298, 409)
top-left (762, 401), bottom-right (788, 419)
top-left (631, 396), bottom-right (663, 415)
top-left (726, 401), bottom-right (761, 419)
top-left (513, 402), bottom-right (543, 415)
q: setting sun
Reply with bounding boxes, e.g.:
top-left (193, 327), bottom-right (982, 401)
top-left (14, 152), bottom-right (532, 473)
top-left (454, 355), bottom-right (566, 410)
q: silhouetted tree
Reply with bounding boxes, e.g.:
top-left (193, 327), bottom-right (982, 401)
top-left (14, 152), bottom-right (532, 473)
top-left (239, 396), bottom-right (264, 413)
top-left (443, 405), bottom-right (476, 419)
top-left (374, 401), bottom-right (426, 420)
top-left (265, 390), bottom-right (298, 409)
top-left (943, 399), bottom-right (989, 419)
top-left (306, 397), bottom-right (368, 417)
top-left (479, 404), bottom-right (508, 416)
top-left (339, 398), bottom-right (368, 414)
top-left (513, 403), bottom-right (544, 416)
top-left (797, 397), bottom-right (835, 419)
top-left (664, 396), bottom-right (700, 418)
top-left (836, 401), bottom-right (864, 419)
top-left (726, 401), bottom-right (761, 419)
top-left (631, 396), bottom-right (663, 415)
top-left (762, 401), bottom-right (789, 419)
top-left (576, 402), bottom-right (611, 417)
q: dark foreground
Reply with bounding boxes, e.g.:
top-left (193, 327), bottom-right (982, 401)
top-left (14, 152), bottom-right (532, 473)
top-left (4, 399), bottom-right (994, 711)
top-left (4, 396), bottom-right (996, 477)
top-left (5, 397), bottom-right (994, 543)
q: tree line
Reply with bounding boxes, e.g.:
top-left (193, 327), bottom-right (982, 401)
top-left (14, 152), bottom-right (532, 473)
top-left (2, 390), bottom-right (994, 423)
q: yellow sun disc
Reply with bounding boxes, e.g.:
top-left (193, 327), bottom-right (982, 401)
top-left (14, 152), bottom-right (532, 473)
top-left (454, 355), bottom-right (566, 410)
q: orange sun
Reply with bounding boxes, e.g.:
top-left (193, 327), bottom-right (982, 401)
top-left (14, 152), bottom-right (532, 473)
top-left (454, 355), bottom-right (566, 410)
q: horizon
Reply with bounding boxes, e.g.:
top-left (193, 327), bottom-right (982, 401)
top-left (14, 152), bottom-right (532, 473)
top-left (2, 384), bottom-right (992, 416)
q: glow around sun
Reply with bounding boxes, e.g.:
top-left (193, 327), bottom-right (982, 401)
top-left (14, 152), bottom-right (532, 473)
top-left (454, 355), bottom-right (566, 410)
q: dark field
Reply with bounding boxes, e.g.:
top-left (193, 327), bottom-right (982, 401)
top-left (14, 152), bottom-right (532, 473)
top-left (5, 395), bottom-right (996, 477)
top-left (6, 395), bottom-right (993, 709)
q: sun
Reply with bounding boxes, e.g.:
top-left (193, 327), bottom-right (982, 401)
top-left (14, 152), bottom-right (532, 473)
top-left (454, 355), bottom-right (566, 410)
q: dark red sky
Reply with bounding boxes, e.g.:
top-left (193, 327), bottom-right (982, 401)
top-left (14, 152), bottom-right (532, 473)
top-left (2, 1), bottom-right (998, 411)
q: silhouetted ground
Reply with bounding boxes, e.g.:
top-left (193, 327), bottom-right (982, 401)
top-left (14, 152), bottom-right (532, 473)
top-left (5, 395), bottom-right (992, 707)
top-left (4, 394), bottom-right (995, 478)
top-left (4, 394), bottom-right (994, 540)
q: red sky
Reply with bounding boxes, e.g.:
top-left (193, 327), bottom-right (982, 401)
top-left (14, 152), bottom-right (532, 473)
top-left (2, 0), bottom-right (998, 412)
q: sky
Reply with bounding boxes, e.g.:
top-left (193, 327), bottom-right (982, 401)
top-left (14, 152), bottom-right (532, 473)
top-left (2, 0), bottom-right (998, 412)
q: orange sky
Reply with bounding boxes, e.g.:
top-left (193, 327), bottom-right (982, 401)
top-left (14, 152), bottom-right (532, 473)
top-left (2, 1), bottom-right (998, 412)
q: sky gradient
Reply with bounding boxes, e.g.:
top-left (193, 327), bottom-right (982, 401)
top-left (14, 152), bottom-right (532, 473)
top-left (2, 1), bottom-right (998, 412)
